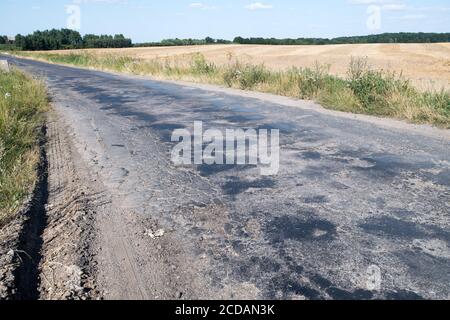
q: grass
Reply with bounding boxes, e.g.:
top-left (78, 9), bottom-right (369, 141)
top-left (11, 51), bottom-right (450, 128)
top-left (0, 44), bottom-right (19, 51)
top-left (0, 68), bottom-right (49, 226)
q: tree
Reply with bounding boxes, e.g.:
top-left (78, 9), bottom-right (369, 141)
top-left (15, 34), bottom-right (27, 49)
top-left (13, 29), bottom-right (132, 51)
top-left (233, 37), bottom-right (244, 44)
top-left (231, 33), bottom-right (450, 46)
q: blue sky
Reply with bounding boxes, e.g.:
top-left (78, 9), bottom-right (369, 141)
top-left (1, 0), bottom-right (449, 42)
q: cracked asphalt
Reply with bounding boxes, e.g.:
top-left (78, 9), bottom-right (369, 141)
top-left (5, 55), bottom-right (450, 300)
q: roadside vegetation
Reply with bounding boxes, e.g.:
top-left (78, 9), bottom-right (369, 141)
top-left (0, 68), bottom-right (48, 226)
top-left (11, 51), bottom-right (450, 128)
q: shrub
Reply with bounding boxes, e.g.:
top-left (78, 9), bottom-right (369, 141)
top-left (223, 62), bottom-right (270, 89)
top-left (347, 57), bottom-right (413, 115)
top-left (190, 53), bottom-right (216, 75)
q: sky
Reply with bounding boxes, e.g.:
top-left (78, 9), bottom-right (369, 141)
top-left (1, 0), bottom-right (449, 42)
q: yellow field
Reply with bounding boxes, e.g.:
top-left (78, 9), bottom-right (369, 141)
top-left (44, 43), bottom-right (450, 91)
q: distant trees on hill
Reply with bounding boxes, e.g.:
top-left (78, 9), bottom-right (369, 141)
top-left (0, 35), bottom-right (10, 44)
top-left (332, 33), bottom-right (450, 44)
top-left (13, 29), bottom-right (133, 51)
top-left (5, 31), bottom-right (450, 51)
top-left (134, 37), bottom-right (232, 47)
top-left (83, 34), bottom-right (132, 48)
top-left (134, 33), bottom-right (450, 48)
top-left (0, 35), bottom-right (16, 50)
top-left (15, 29), bottom-right (83, 50)
top-left (233, 33), bottom-right (450, 45)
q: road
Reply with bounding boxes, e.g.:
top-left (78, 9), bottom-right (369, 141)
top-left (5, 55), bottom-right (450, 300)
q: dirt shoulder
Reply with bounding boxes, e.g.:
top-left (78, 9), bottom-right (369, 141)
top-left (37, 112), bottom-right (102, 299)
top-left (0, 111), bottom-right (102, 300)
top-left (0, 123), bottom-right (46, 300)
top-left (0, 205), bottom-right (31, 298)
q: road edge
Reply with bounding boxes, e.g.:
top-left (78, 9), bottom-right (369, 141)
top-left (0, 124), bottom-right (47, 299)
top-left (0, 110), bottom-right (102, 300)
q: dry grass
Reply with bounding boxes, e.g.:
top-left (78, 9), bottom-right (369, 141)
top-left (0, 69), bottom-right (48, 226)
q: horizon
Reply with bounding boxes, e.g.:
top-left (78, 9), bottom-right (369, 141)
top-left (1, 0), bottom-right (450, 43)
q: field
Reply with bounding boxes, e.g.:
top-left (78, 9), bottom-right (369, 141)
top-left (42, 43), bottom-right (450, 91)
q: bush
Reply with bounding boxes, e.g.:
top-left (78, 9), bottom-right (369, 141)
top-left (223, 62), bottom-right (270, 89)
top-left (292, 65), bottom-right (330, 98)
top-left (348, 57), bottom-right (413, 114)
top-left (238, 64), bottom-right (270, 89)
top-left (190, 53), bottom-right (216, 75)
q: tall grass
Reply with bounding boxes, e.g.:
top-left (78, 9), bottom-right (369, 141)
top-left (13, 51), bottom-right (450, 128)
top-left (0, 69), bottom-right (48, 226)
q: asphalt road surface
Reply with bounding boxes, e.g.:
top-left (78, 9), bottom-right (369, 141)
top-left (5, 55), bottom-right (450, 300)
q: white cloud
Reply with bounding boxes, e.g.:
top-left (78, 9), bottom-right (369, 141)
top-left (394, 14), bottom-right (426, 20)
top-left (348, 0), bottom-right (406, 8)
top-left (73, 0), bottom-right (128, 4)
top-left (245, 2), bottom-right (273, 11)
top-left (189, 3), bottom-right (218, 10)
top-left (348, 0), bottom-right (407, 12)
top-left (381, 4), bottom-right (406, 11)
top-left (349, 0), bottom-right (448, 17)
top-left (348, 0), bottom-right (396, 4)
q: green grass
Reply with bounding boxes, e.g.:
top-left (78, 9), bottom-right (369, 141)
top-left (0, 68), bottom-right (49, 226)
top-left (0, 44), bottom-right (19, 51)
top-left (11, 51), bottom-right (450, 128)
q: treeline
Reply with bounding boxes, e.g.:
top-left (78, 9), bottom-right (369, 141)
top-left (0, 35), bottom-right (12, 44)
top-left (0, 35), bottom-right (17, 50)
top-left (135, 37), bottom-right (231, 47)
top-left (13, 29), bottom-right (132, 51)
top-left (5, 31), bottom-right (450, 51)
top-left (134, 32), bottom-right (450, 48)
top-left (332, 32), bottom-right (450, 44)
top-left (83, 34), bottom-right (132, 48)
top-left (233, 33), bottom-right (450, 45)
